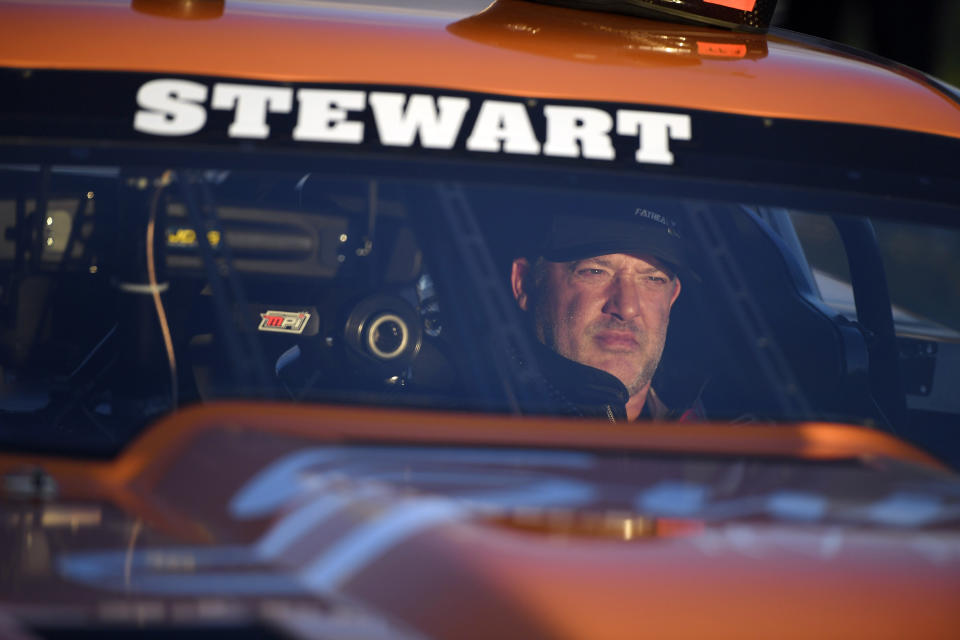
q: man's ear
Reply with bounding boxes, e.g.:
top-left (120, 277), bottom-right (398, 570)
top-left (669, 277), bottom-right (682, 308)
top-left (511, 257), bottom-right (531, 311)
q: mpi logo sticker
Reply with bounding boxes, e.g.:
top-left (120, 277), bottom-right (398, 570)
top-left (259, 310), bottom-right (311, 335)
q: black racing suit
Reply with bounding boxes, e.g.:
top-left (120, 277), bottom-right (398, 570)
top-left (522, 339), bottom-right (697, 423)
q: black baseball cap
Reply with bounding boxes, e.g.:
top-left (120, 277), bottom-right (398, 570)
top-left (540, 205), bottom-right (689, 277)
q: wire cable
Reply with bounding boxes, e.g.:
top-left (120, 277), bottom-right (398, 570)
top-left (147, 171), bottom-right (177, 410)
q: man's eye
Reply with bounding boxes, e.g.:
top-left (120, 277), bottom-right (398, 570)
top-left (578, 268), bottom-right (606, 276)
top-left (646, 275), bottom-right (669, 284)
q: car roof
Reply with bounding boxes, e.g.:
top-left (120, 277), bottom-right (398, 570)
top-left (3, 0), bottom-right (960, 141)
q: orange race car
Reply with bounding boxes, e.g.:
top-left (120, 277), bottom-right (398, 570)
top-left (1, 0), bottom-right (960, 638)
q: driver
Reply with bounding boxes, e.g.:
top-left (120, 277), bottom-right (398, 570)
top-left (510, 207), bottom-right (699, 422)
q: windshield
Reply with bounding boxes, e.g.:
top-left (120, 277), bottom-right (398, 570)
top-left (1, 151), bottom-right (959, 465)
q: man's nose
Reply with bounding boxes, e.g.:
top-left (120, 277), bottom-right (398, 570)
top-left (602, 275), bottom-right (641, 320)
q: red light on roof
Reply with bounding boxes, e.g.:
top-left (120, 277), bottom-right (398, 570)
top-left (697, 41), bottom-right (748, 58)
top-left (527, 0), bottom-right (777, 33)
top-left (704, 0), bottom-right (757, 10)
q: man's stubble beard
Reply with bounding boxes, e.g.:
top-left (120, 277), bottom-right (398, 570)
top-left (625, 328), bottom-right (666, 396)
top-left (533, 299), bottom-right (668, 397)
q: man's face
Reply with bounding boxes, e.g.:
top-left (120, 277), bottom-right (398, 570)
top-left (512, 253), bottom-right (681, 396)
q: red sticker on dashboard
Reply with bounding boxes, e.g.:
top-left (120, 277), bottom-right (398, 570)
top-left (703, 0), bottom-right (756, 10)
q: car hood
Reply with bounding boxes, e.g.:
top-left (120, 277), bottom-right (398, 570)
top-left (1, 403), bottom-right (959, 638)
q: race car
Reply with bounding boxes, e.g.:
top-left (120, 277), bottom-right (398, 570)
top-left (0, 0), bottom-right (959, 638)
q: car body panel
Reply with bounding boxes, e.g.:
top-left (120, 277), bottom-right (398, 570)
top-left (2, 0), bottom-right (960, 139)
top-left (2, 404), bottom-right (959, 638)
top-left (3, 1), bottom-right (960, 638)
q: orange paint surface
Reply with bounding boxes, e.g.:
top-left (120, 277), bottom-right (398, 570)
top-left (1, 0), bottom-right (959, 139)
top-left (0, 401), bottom-right (947, 502)
top-left (455, 527), bottom-right (960, 638)
top-left (1, 402), bottom-right (955, 636)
